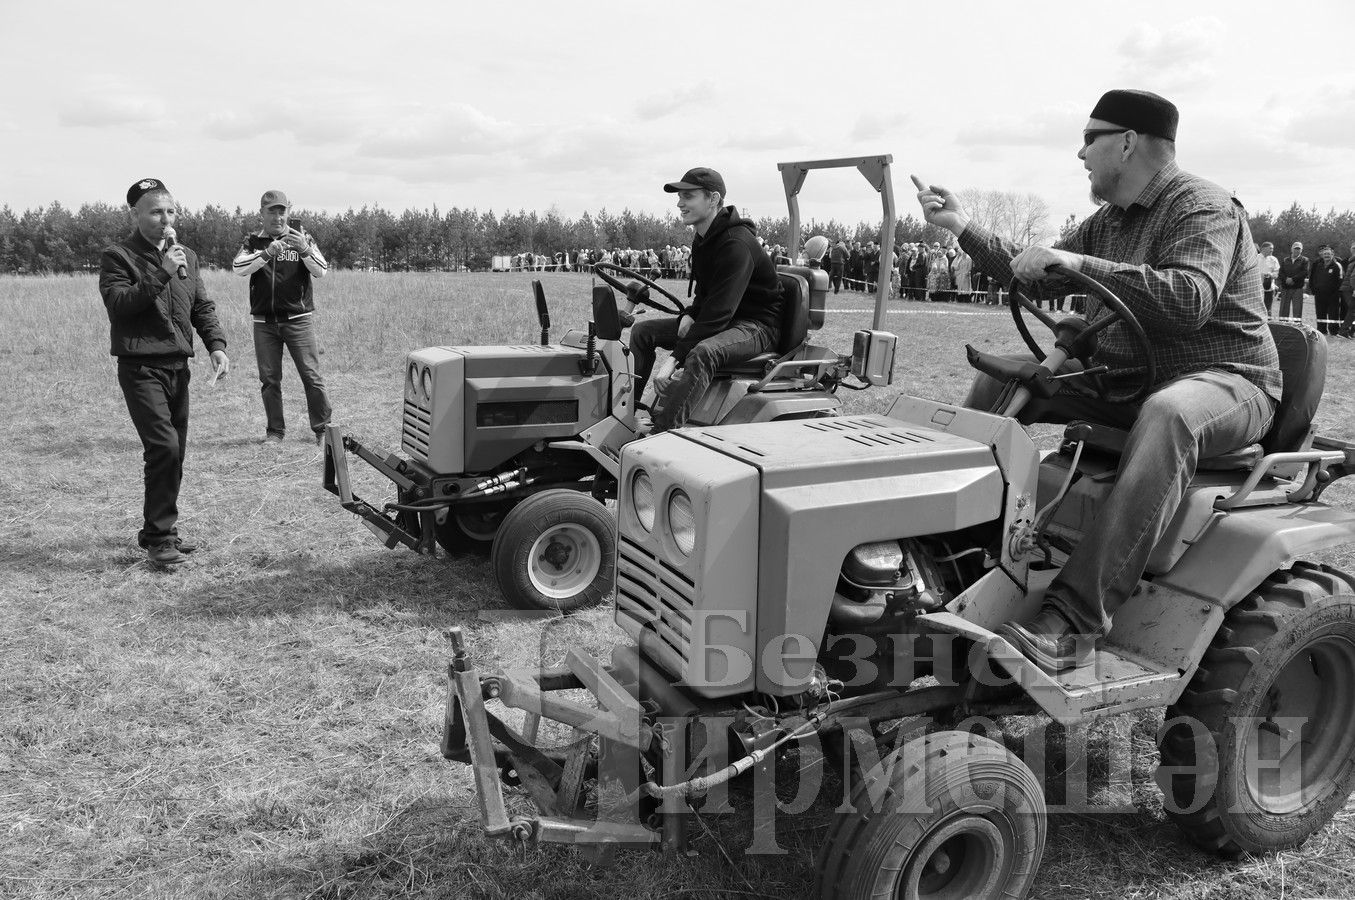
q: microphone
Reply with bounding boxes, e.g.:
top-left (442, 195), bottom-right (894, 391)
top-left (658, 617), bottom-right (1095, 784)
top-left (163, 226), bottom-right (188, 280)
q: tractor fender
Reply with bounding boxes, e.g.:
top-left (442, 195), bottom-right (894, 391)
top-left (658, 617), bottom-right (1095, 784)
top-left (1153, 501), bottom-right (1355, 608)
top-left (721, 391), bottom-right (840, 425)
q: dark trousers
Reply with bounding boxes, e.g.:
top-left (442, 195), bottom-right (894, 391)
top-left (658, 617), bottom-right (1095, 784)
top-left (254, 319), bottom-right (332, 437)
top-left (830, 265), bottom-right (844, 293)
top-left (1314, 291), bottom-right (1341, 335)
top-left (118, 362), bottom-right (190, 548)
top-left (1277, 288), bottom-right (1304, 322)
top-left (629, 316), bottom-right (779, 428)
top-left (1341, 289), bottom-right (1354, 335)
top-left (656, 320), bottom-right (778, 429)
top-left (629, 315), bottom-right (682, 402)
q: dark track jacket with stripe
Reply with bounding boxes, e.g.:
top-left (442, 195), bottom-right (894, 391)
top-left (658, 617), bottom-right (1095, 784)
top-left (232, 231), bottom-right (329, 322)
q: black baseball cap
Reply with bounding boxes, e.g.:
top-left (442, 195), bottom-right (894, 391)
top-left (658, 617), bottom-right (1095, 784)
top-left (664, 167), bottom-right (726, 196)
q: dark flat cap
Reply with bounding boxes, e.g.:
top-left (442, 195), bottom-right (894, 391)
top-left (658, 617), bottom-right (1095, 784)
top-left (126, 178), bottom-right (168, 207)
top-left (1090, 89), bottom-right (1179, 141)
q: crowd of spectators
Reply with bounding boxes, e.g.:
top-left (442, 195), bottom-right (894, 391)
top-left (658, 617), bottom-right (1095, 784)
top-left (505, 246), bottom-right (692, 278)
top-left (813, 238), bottom-right (1003, 305)
top-left (1258, 239), bottom-right (1354, 337)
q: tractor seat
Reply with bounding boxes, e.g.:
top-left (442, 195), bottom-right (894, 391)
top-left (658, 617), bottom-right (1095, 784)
top-left (1062, 322), bottom-right (1327, 467)
top-left (717, 266), bottom-right (829, 377)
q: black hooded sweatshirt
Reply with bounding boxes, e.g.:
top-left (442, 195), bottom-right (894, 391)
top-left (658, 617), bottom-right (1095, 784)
top-left (673, 205), bottom-right (783, 365)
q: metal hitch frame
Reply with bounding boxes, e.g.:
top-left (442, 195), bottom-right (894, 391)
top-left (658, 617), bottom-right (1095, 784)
top-left (323, 424), bottom-right (433, 552)
top-left (441, 627), bottom-right (973, 854)
top-left (443, 627), bottom-right (662, 849)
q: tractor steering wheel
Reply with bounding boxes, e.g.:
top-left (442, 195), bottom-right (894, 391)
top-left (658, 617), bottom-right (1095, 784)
top-left (1008, 264), bottom-right (1156, 404)
top-left (592, 263), bottom-right (686, 316)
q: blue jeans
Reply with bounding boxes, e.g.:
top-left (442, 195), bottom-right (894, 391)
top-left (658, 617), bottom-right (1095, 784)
top-left (966, 363), bottom-right (1276, 636)
top-left (253, 318), bottom-right (332, 438)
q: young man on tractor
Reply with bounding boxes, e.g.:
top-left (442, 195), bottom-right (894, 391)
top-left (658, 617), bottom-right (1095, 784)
top-left (914, 88), bottom-right (1282, 675)
top-left (628, 166), bottom-right (784, 432)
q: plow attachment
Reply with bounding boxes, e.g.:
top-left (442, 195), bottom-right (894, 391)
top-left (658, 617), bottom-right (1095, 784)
top-left (441, 626), bottom-right (666, 849)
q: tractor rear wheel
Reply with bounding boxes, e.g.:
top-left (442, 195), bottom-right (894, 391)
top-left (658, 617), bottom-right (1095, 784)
top-left (1157, 562), bottom-right (1355, 857)
top-left (492, 489), bottom-right (615, 612)
top-left (815, 730), bottom-right (1046, 900)
top-left (435, 505), bottom-right (508, 556)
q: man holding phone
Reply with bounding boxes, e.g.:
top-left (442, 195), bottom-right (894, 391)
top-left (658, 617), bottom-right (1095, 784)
top-left (232, 189), bottom-right (332, 444)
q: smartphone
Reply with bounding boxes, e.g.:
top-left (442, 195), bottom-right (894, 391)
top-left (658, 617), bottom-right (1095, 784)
top-left (287, 217), bottom-right (303, 232)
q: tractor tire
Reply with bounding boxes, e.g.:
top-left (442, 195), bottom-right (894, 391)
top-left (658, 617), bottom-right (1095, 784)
top-left (1156, 562), bottom-right (1355, 858)
top-left (435, 505), bottom-right (509, 556)
top-left (815, 730), bottom-right (1046, 900)
top-left (491, 489), bottom-right (615, 613)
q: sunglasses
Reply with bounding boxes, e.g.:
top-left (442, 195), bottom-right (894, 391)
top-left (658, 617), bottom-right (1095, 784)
top-left (1082, 128), bottom-right (1128, 148)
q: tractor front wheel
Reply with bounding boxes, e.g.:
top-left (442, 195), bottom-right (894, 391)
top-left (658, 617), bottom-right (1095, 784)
top-left (815, 730), bottom-right (1046, 900)
top-left (1157, 562), bottom-right (1355, 857)
top-left (492, 490), bottom-right (615, 612)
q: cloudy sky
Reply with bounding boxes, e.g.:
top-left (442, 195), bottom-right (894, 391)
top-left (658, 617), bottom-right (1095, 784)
top-left (3, 0), bottom-right (1352, 233)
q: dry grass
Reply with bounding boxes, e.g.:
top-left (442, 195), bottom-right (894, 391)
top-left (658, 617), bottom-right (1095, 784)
top-left (1, 271), bottom-right (1353, 899)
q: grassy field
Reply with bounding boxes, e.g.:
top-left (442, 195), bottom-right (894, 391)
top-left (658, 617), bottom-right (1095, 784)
top-left (2, 270), bottom-right (1354, 900)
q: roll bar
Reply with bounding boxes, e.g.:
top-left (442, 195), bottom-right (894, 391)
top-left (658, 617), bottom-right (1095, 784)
top-left (778, 155), bottom-right (896, 332)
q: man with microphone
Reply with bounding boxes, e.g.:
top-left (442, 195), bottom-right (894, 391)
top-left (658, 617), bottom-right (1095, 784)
top-left (99, 178), bottom-right (230, 567)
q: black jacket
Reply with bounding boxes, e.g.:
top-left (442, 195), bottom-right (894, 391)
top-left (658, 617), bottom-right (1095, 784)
top-left (1278, 254), bottom-right (1310, 290)
top-left (674, 206), bottom-right (782, 364)
top-left (1309, 258), bottom-right (1344, 295)
top-left (99, 230), bottom-right (227, 366)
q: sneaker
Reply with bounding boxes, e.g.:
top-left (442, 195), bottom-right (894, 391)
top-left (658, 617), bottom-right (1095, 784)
top-left (148, 542), bottom-right (189, 567)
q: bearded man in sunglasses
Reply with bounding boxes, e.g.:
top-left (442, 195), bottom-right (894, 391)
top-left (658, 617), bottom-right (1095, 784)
top-left (913, 89), bottom-right (1281, 675)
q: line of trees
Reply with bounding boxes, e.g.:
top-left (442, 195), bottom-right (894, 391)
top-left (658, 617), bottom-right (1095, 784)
top-left (0, 200), bottom-right (949, 275)
top-left (0, 198), bottom-right (1348, 276)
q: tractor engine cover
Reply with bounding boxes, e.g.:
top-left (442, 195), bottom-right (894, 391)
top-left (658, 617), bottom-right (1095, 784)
top-left (401, 344), bottom-right (610, 474)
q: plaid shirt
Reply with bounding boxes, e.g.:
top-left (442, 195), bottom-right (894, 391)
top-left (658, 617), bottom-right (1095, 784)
top-left (960, 161), bottom-right (1282, 402)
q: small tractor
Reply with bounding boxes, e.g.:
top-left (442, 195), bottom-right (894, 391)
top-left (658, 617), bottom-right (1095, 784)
top-left (323, 156), bottom-right (903, 612)
top-left (441, 263), bottom-right (1355, 897)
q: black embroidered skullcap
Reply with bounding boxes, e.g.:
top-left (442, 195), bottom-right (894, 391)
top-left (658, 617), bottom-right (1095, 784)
top-left (1089, 90), bottom-right (1179, 141)
top-left (126, 178), bottom-right (169, 207)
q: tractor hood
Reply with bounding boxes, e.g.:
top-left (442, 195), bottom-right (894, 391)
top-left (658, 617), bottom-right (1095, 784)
top-left (675, 415), bottom-right (996, 486)
top-left (672, 414), bottom-right (1006, 695)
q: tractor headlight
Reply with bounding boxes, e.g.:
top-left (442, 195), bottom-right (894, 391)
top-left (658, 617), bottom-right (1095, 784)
top-left (420, 366), bottom-right (434, 400)
top-left (407, 361), bottom-right (419, 394)
top-left (632, 469), bottom-right (656, 531)
top-left (668, 489), bottom-right (696, 556)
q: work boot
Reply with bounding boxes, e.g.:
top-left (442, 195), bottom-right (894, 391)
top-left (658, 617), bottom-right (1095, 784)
top-left (996, 605), bottom-right (1094, 675)
top-left (148, 542), bottom-right (189, 567)
top-left (174, 538), bottom-right (198, 554)
top-left (263, 433), bottom-right (284, 445)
